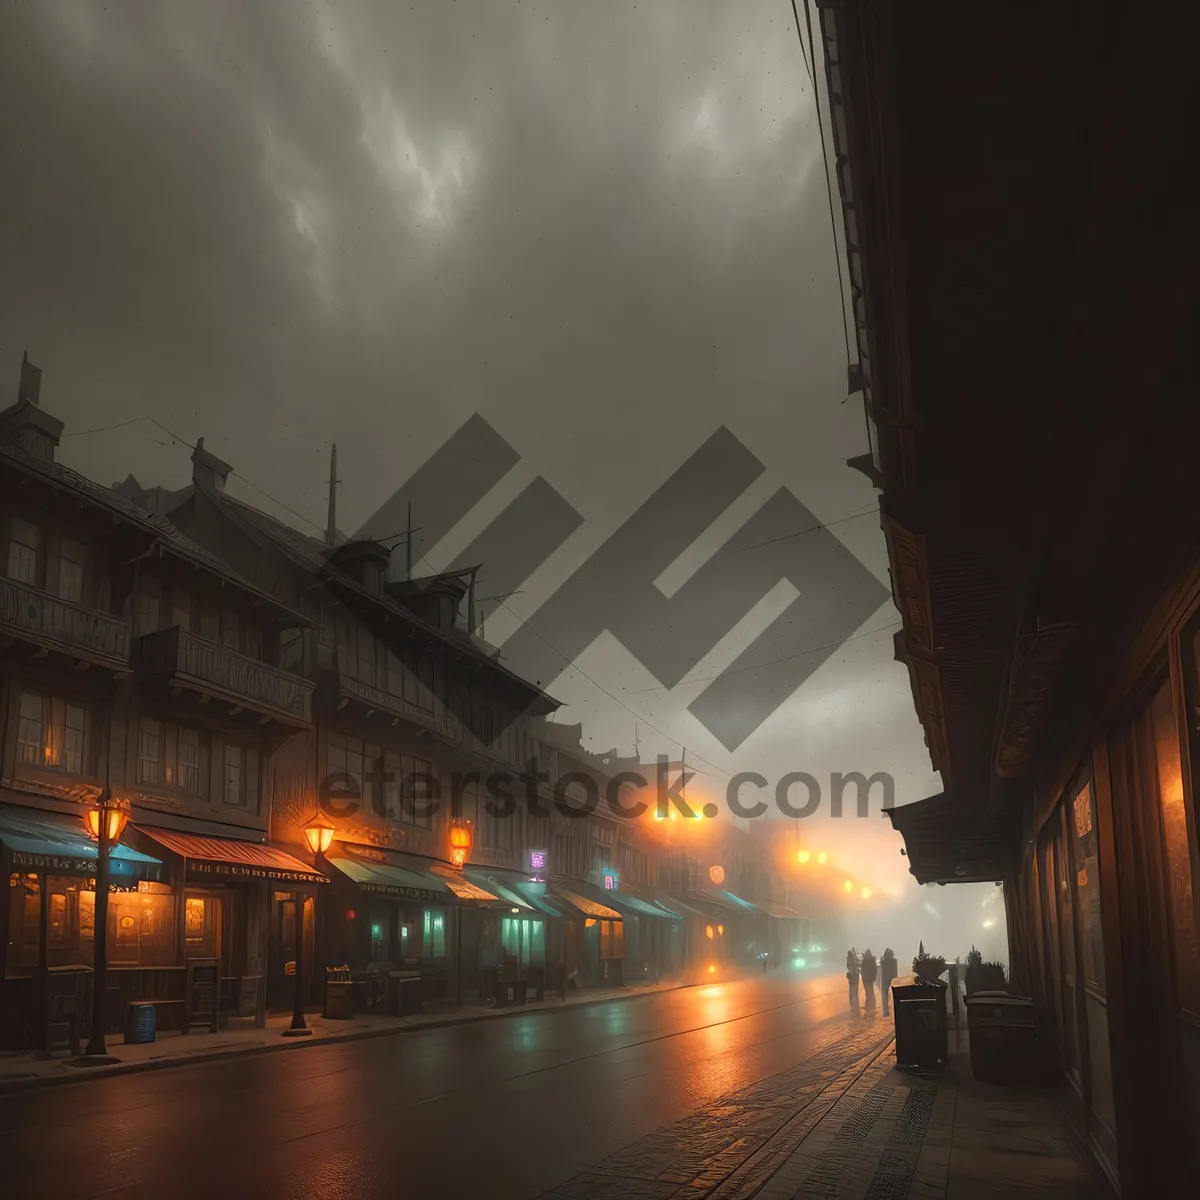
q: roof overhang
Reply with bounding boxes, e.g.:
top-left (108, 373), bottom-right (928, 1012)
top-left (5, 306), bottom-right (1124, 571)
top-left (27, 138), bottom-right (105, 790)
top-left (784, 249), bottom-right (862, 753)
top-left (886, 792), bottom-right (1015, 886)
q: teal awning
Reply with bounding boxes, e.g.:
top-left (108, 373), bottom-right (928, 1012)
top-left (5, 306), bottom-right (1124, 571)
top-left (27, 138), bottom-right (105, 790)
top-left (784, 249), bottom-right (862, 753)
top-left (566, 878), bottom-right (679, 920)
top-left (0, 801), bottom-right (162, 880)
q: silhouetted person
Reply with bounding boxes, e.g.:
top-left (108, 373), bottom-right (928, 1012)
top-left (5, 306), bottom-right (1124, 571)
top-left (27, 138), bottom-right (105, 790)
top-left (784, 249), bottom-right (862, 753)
top-left (880, 948), bottom-right (897, 1016)
top-left (861, 949), bottom-right (878, 1012)
top-left (846, 948), bottom-right (860, 1010)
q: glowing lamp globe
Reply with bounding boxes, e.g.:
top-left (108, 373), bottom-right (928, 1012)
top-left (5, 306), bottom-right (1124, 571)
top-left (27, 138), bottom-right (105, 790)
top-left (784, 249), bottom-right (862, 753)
top-left (797, 850), bottom-right (810, 864)
top-left (85, 797), bottom-right (129, 844)
top-left (449, 821), bottom-right (473, 868)
top-left (303, 815), bottom-right (335, 855)
top-left (709, 864), bottom-right (725, 885)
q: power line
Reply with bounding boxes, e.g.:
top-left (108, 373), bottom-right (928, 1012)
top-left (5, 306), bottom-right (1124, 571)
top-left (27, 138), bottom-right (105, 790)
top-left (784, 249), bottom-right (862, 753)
top-left (726, 504), bottom-right (879, 555)
top-left (790, 0), bottom-right (815, 91)
top-left (626, 619), bottom-right (902, 694)
top-left (794, 0), bottom-right (853, 375)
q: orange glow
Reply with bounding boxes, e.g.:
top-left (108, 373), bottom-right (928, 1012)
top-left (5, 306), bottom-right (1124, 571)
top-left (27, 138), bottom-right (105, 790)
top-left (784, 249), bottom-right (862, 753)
top-left (705, 924), bottom-right (714, 939)
top-left (449, 822), bottom-right (472, 849)
top-left (449, 847), bottom-right (467, 868)
top-left (303, 815), bottom-right (335, 855)
top-left (84, 801), bottom-right (129, 844)
top-left (797, 850), bottom-right (810, 864)
top-left (861, 887), bottom-right (873, 899)
top-left (709, 864), bottom-right (725, 884)
top-left (843, 880), bottom-right (853, 892)
top-left (708, 964), bottom-right (716, 974)
top-left (717, 924), bottom-right (724, 935)
top-left (817, 852), bottom-right (827, 864)
top-left (585, 918), bottom-right (597, 928)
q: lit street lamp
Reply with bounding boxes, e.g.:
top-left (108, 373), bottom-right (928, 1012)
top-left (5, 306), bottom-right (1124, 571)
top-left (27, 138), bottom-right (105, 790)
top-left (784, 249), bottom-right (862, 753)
top-left (83, 791), bottom-right (130, 1059)
top-left (284, 816), bottom-right (335, 1038)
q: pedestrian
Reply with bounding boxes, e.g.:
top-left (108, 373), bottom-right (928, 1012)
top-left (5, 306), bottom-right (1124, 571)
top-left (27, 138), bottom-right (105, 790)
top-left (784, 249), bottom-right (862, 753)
top-left (880, 948), bottom-right (897, 1016)
top-left (846, 948), bottom-right (860, 1011)
top-left (861, 949), bottom-right (878, 1013)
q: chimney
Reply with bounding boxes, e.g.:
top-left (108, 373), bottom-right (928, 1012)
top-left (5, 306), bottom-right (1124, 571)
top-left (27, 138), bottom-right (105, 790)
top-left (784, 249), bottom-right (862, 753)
top-left (191, 436), bottom-right (232, 492)
top-left (0, 352), bottom-right (63, 461)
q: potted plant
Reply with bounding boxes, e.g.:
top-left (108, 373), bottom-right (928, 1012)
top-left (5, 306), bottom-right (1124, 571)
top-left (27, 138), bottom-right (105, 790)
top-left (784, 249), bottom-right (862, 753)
top-left (979, 960), bottom-right (1008, 992)
top-left (912, 942), bottom-right (947, 985)
top-left (964, 946), bottom-right (984, 994)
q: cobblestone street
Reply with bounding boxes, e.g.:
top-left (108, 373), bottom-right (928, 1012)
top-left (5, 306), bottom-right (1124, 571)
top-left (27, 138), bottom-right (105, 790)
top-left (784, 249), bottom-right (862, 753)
top-left (541, 1014), bottom-right (1102, 1200)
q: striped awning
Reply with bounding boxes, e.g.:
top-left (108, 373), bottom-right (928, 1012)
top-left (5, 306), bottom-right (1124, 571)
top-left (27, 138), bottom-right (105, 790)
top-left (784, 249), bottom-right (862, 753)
top-left (753, 900), bottom-right (807, 919)
top-left (137, 826), bottom-right (327, 883)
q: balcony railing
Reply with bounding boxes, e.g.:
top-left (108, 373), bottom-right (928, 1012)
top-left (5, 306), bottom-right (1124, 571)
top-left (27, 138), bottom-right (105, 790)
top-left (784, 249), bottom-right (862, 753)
top-left (134, 626), bottom-right (313, 726)
top-left (0, 577), bottom-right (129, 668)
top-left (333, 667), bottom-right (460, 740)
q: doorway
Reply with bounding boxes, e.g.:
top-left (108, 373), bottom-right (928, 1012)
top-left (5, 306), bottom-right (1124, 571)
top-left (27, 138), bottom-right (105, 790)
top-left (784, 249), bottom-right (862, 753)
top-left (268, 892), bottom-right (314, 1012)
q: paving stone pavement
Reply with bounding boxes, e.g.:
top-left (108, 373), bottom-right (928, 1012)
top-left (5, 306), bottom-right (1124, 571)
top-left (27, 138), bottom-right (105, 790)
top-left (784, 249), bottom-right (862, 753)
top-left (540, 1015), bottom-right (1103, 1200)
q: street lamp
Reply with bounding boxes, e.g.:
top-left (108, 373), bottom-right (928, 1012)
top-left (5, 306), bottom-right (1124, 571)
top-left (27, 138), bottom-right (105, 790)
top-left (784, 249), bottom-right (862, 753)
top-left (83, 791), bottom-right (130, 1059)
top-left (449, 820), bottom-right (472, 869)
top-left (283, 817), bottom-right (332, 1040)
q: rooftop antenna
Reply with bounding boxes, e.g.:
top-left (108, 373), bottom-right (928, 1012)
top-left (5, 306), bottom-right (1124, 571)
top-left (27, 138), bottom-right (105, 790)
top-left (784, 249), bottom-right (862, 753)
top-left (325, 444), bottom-right (339, 547)
top-left (467, 565), bottom-right (479, 634)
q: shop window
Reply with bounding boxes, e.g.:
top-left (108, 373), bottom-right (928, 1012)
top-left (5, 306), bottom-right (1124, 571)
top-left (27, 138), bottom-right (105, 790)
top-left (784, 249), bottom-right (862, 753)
top-left (184, 894), bottom-right (222, 958)
top-left (108, 886), bottom-right (177, 967)
top-left (7, 517), bottom-right (41, 586)
top-left (17, 690), bottom-right (85, 774)
top-left (501, 917), bottom-right (545, 970)
top-left (48, 891), bottom-right (68, 946)
top-left (57, 536), bottom-right (87, 605)
top-left (422, 909), bottom-right (446, 958)
top-left (1151, 678), bottom-right (1200, 1015)
top-left (369, 910), bottom-right (390, 962)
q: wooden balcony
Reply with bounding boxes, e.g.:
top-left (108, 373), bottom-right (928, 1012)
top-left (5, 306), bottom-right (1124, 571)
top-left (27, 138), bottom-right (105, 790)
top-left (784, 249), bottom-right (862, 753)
top-left (134, 626), bottom-right (313, 726)
top-left (333, 669), bottom-right (460, 740)
top-left (0, 577), bottom-right (129, 669)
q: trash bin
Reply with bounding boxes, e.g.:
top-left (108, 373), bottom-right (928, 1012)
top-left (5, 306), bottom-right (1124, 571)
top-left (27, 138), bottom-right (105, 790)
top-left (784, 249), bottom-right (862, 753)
top-left (964, 992), bottom-right (1040, 1084)
top-left (389, 972), bottom-right (422, 1016)
top-left (324, 980), bottom-right (353, 1020)
top-left (892, 979), bottom-right (948, 1070)
top-left (125, 1002), bottom-right (156, 1045)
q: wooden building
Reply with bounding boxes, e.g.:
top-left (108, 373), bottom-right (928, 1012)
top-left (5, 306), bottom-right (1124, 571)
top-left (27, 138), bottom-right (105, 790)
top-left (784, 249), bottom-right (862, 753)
top-left (819, 1), bottom-right (1199, 1194)
top-left (0, 358), bottom-right (323, 1048)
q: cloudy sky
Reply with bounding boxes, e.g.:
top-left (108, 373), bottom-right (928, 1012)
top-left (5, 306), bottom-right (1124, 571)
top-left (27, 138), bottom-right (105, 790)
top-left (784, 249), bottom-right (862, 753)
top-left (0, 0), bottom-right (948, 900)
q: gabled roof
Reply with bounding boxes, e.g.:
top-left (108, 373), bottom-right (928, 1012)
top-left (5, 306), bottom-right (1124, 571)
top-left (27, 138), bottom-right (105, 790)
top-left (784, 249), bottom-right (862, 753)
top-left (202, 486), bottom-right (557, 708)
top-left (0, 439), bottom-right (308, 623)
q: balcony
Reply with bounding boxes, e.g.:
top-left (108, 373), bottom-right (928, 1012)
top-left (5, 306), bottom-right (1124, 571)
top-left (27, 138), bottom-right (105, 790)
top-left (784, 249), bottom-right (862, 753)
top-left (134, 626), bottom-right (313, 726)
top-left (0, 577), bottom-right (129, 669)
top-left (333, 668), bottom-right (460, 740)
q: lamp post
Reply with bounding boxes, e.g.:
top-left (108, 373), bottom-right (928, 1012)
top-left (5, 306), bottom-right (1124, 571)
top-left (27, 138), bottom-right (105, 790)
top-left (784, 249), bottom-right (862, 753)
top-left (284, 817), bottom-right (335, 1039)
top-left (448, 821), bottom-right (472, 1006)
top-left (83, 791), bottom-right (129, 1059)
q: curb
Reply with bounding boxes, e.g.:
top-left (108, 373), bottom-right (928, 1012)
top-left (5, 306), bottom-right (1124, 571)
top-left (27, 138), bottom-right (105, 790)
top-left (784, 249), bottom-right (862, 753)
top-left (0, 980), bottom-right (697, 1095)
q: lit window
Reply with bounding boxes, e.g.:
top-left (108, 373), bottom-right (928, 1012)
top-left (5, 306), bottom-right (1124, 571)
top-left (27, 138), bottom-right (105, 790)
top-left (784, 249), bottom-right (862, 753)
top-left (16, 691), bottom-right (43, 766)
top-left (17, 691), bottom-right (84, 773)
top-left (6, 518), bottom-right (41, 585)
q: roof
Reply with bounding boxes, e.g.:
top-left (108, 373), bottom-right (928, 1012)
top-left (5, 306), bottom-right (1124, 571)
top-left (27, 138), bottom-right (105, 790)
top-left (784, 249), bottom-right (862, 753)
top-left (207, 487), bottom-right (557, 707)
top-left (136, 826), bottom-right (327, 883)
top-left (0, 439), bottom-right (307, 623)
top-left (0, 802), bottom-right (162, 879)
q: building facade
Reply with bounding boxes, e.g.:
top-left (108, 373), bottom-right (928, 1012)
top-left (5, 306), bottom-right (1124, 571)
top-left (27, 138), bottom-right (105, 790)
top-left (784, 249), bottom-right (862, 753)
top-left (820, 1), bottom-right (1197, 1194)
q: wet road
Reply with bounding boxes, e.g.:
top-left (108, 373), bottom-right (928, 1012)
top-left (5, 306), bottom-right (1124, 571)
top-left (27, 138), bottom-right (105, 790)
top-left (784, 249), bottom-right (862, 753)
top-left (2, 972), bottom-right (851, 1198)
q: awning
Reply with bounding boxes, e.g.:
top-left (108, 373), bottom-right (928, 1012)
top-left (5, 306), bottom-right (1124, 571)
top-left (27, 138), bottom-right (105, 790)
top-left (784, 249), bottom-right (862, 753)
top-left (548, 881), bottom-right (622, 920)
top-left (752, 900), bottom-right (808, 920)
top-left (886, 791), bottom-right (1016, 885)
top-left (563, 877), bottom-right (677, 920)
top-left (1, 802), bottom-right (162, 881)
top-left (462, 866), bottom-right (541, 912)
top-left (326, 844), bottom-right (504, 904)
top-left (136, 826), bottom-right (327, 884)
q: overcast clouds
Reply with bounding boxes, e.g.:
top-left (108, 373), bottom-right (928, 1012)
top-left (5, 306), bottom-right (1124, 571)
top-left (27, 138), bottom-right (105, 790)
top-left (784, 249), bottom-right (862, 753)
top-left (0, 0), bottom-right (943, 896)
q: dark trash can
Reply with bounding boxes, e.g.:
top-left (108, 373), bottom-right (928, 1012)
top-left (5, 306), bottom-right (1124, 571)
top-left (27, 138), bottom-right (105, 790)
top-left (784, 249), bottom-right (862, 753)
top-left (965, 992), bottom-right (1041, 1084)
top-left (390, 972), bottom-right (422, 1016)
top-left (892, 979), bottom-right (948, 1070)
top-left (125, 1002), bottom-right (156, 1046)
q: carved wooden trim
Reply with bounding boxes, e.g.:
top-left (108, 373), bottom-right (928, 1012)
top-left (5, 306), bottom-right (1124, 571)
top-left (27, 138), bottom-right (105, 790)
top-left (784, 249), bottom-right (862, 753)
top-left (885, 517), bottom-right (934, 654)
top-left (909, 652), bottom-right (949, 774)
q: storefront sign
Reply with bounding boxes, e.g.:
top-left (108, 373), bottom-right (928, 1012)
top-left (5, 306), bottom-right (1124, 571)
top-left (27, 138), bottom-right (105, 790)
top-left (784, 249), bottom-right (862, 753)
top-left (529, 849), bottom-right (547, 878)
top-left (8, 850), bottom-right (159, 881)
top-left (602, 869), bottom-right (619, 891)
top-left (186, 861), bottom-right (328, 884)
top-left (356, 881), bottom-right (442, 902)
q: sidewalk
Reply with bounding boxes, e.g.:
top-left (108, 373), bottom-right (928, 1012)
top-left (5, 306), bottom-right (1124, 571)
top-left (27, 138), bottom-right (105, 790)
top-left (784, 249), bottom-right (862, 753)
top-left (542, 1013), bottom-right (1105, 1199)
top-left (0, 977), bottom-right (684, 1094)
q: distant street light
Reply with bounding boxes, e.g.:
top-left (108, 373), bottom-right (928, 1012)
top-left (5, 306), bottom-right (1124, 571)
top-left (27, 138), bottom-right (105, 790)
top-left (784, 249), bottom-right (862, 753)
top-left (797, 850), bottom-right (810, 864)
top-left (817, 852), bottom-right (828, 864)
